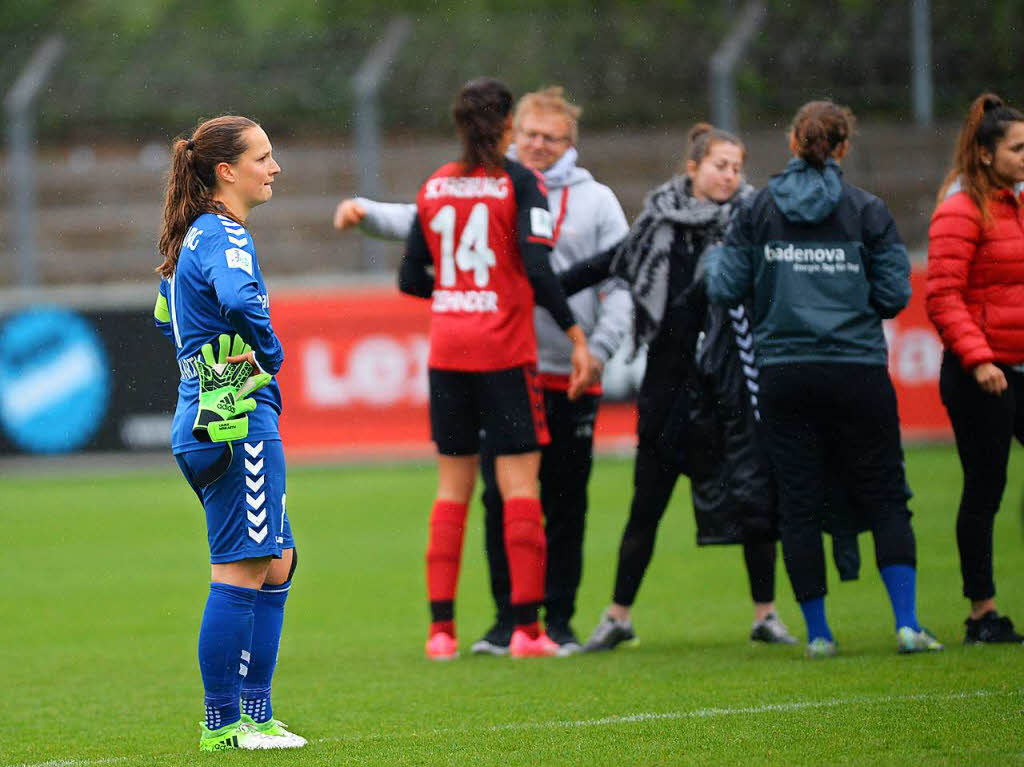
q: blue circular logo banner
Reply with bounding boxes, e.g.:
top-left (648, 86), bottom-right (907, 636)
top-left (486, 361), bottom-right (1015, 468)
top-left (0, 306), bottom-right (110, 453)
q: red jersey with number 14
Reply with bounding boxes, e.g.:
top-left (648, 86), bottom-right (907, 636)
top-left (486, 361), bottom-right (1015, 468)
top-left (413, 160), bottom-right (555, 371)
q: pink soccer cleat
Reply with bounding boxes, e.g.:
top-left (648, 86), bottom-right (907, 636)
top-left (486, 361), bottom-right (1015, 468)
top-left (509, 629), bottom-right (559, 658)
top-left (425, 631), bottom-right (459, 661)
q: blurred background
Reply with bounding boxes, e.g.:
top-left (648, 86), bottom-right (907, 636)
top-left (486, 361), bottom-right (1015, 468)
top-left (0, 0), bottom-right (1014, 460)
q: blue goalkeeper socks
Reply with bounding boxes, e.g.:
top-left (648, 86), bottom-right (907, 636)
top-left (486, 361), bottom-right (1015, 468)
top-left (241, 580), bottom-right (291, 723)
top-left (798, 597), bottom-right (833, 643)
top-left (198, 582), bottom-right (258, 730)
top-left (880, 564), bottom-right (920, 631)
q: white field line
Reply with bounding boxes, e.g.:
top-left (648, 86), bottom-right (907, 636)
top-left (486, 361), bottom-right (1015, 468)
top-left (7, 689), bottom-right (1021, 767)
top-left (319, 688), bottom-right (1020, 742)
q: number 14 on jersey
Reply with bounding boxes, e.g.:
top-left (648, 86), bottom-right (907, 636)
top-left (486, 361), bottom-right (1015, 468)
top-left (429, 203), bottom-right (496, 288)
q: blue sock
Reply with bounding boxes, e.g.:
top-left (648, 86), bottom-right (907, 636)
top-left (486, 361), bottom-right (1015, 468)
top-left (198, 582), bottom-right (258, 730)
top-left (880, 564), bottom-right (919, 631)
top-left (241, 580), bottom-right (291, 723)
top-left (799, 597), bottom-right (833, 642)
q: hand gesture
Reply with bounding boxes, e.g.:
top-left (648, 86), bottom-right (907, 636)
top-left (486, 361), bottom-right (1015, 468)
top-left (333, 198), bottom-right (366, 230)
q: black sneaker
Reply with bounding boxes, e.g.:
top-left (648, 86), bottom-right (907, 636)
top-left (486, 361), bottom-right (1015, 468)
top-left (545, 622), bottom-right (583, 657)
top-left (582, 611), bottom-right (637, 653)
top-left (470, 622), bottom-right (513, 656)
top-left (964, 611), bottom-right (1024, 644)
top-left (750, 613), bottom-right (798, 645)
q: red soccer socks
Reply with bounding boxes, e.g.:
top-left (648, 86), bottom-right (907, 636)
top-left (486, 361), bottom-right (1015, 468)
top-left (426, 499), bottom-right (468, 623)
top-left (503, 497), bottom-right (546, 621)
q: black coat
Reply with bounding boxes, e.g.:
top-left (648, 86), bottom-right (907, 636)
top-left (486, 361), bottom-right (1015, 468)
top-left (685, 297), bottom-right (777, 545)
top-left (560, 218), bottom-right (867, 573)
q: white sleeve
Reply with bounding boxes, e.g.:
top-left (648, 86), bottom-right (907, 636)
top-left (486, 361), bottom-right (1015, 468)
top-left (594, 186), bottom-right (630, 253)
top-left (590, 185), bottom-right (633, 364)
top-left (356, 198), bottom-right (417, 241)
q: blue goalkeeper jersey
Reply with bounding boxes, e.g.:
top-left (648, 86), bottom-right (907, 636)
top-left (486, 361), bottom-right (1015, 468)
top-left (154, 212), bottom-right (285, 453)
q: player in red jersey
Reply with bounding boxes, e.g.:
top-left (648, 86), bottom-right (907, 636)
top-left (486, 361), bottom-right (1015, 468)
top-left (399, 77), bottom-right (592, 659)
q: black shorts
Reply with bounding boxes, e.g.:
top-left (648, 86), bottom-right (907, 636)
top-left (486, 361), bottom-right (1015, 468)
top-left (429, 365), bottom-right (549, 456)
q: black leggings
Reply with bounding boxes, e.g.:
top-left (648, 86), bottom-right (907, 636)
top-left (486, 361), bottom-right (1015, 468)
top-left (612, 438), bottom-right (777, 607)
top-left (939, 351), bottom-right (1024, 601)
top-left (758, 363), bottom-right (916, 603)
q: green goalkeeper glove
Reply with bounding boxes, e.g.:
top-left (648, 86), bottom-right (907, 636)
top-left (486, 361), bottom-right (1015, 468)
top-left (192, 334), bottom-right (272, 443)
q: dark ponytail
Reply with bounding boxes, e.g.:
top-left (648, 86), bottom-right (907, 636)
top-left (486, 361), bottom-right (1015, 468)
top-left (938, 92), bottom-right (1024, 223)
top-left (790, 100), bottom-right (855, 168)
top-left (156, 115), bottom-right (258, 278)
top-left (453, 77), bottom-right (514, 173)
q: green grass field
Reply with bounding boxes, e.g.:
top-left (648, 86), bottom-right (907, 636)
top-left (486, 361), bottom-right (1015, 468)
top-left (3, 446), bottom-right (1023, 766)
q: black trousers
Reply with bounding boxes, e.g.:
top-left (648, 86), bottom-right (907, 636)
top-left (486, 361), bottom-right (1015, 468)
top-left (758, 363), bottom-right (916, 603)
top-left (612, 438), bottom-right (777, 607)
top-left (480, 390), bottom-right (599, 628)
top-left (939, 351), bottom-right (1024, 601)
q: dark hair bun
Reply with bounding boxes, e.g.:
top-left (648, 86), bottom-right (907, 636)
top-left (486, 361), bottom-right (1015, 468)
top-left (983, 95), bottom-right (1004, 112)
top-left (688, 122), bottom-right (714, 144)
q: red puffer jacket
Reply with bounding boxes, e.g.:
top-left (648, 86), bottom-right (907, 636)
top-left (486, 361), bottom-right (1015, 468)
top-left (927, 188), bottom-right (1024, 369)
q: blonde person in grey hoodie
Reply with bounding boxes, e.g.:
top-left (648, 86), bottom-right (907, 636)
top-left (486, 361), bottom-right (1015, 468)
top-left (334, 87), bottom-right (633, 655)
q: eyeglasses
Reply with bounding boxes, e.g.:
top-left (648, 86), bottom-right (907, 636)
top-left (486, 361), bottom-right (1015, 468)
top-left (518, 130), bottom-right (571, 147)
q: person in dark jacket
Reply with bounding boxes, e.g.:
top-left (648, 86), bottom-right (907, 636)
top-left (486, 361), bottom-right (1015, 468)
top-left (927, 92), bottom-right (1024, 644)
top-left (707, 100), bottom-right (943, 657)
top-left (566, 123), bottom-right (797, 652)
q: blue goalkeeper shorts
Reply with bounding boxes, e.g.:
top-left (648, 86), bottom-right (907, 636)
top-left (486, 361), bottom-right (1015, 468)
top-left (176, 438), bottom-right (295, 564)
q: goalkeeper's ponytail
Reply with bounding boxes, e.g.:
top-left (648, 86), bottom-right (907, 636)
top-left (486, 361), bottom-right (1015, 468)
top-left (157, 115), bottom-right (257, 278)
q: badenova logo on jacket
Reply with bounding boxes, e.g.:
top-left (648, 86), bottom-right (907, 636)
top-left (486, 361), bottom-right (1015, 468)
top-left (763, 242), bottom-right (860, 275)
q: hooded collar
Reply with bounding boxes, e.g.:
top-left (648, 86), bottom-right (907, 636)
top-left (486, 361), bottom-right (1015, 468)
top-left (769, 157), bottom-right (844, 224)
top-left (506, 145), bottom-right (591, 189)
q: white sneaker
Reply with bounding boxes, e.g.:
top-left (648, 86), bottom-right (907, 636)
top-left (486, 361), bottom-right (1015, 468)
top-left (582, 611), bottom-right (637, 652)
top-left (241, 714), bottom-right (308, 748)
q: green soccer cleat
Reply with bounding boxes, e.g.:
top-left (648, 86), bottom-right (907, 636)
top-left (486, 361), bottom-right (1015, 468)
top-left (241, 714), bottom-right (308, 747)
top-left (198, 719), bottom-right (282, 751)
top-left (897, 626), bottom-right (944, 654)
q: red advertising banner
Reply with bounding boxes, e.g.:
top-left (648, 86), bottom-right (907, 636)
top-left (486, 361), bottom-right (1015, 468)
top-left (885, 269), bottom-right (950, 441)
top-left (273, 268), bottom-right (950, 462)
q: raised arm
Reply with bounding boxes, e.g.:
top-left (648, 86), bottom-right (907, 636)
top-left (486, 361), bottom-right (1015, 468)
top-left (334, 197), bottom-right (416, 241)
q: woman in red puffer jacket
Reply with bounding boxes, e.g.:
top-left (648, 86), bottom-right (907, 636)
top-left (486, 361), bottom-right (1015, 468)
top-left (927, 92), bottom-right (1024, 645)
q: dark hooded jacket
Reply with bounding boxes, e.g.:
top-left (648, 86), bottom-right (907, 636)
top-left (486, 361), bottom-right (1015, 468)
top-left (706, 158), bottom-right (911, 367)
top-left (701, 157), bottom-right (914, 573)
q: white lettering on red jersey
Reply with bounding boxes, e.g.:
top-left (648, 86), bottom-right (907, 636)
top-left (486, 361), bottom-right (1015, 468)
top-left (416, 161), bottom-right (537, 371)
top-left (424, 175), bottom-right (510, 200)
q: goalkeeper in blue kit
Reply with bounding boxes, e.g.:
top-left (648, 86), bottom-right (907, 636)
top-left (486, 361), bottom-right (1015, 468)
top-left (153, 115), bottom-right (306, 751)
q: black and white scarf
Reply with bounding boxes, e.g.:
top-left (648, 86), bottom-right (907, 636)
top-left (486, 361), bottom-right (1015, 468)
top-left (612, 176), bottom-right (754, 354)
